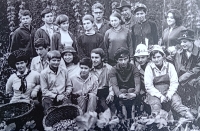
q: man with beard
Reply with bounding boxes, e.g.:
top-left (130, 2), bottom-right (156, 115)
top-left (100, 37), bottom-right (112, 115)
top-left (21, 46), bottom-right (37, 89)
top-left (117, 0), bottom-right (136, 30)
top-left (35, 8), bottom-right (58, 48)
top-left (9, 10), bottom-right (37, 57)
top-left (174, 29), bottom-right (200, 108)
top-left (109, 47), bottom-right (140, 119)
top-left (90, 48), bottom-right (114, 114)
top-left (92, 2), bottom-right (110, 36)
top-left (131, 2), bottom-right (158, 51)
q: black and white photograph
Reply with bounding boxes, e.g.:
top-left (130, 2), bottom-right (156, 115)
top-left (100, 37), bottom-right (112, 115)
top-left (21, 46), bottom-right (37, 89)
top-left (0, 0), bottom-right (200, 130)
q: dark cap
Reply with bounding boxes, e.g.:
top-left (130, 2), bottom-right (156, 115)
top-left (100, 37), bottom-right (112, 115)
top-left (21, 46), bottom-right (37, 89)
top-left (61, 46), bottom-right (76, 55)
top-left (8, 50), bottom-right (30, 69)
top-left (134, 2), bottom-right (147, 13)
top-left (114, 47), bottom-right (130, 60)
top-left (178, 29), bottom-right (195, 41)
top-left (116, 0), bottom-right (131, 11)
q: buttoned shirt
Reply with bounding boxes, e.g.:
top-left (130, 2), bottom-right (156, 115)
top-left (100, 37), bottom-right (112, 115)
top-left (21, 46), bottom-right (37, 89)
top-left (30, 56), bottom-right (49, 73)
top-left (144, 61), bottom-right (179, 98)
top-left (67, 73), bottom-right (98, 96)
top-left (6, 68), bottom-right (40, 103)
top-left (40, 66), bottom-right (70, 99)
top-left (90, 63), bottom-right (114, 96)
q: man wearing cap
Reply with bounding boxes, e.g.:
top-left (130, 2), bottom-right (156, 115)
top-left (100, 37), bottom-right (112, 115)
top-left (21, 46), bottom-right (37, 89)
top-left (92, 2), bottom-right (110, 36)
top-left (174, 29), bottom-right (200, 107)
top-left (109, 47), bottom-right (140, 119)
top-left (134, 44), bottom-right (151, 115)
top-left (117, 0), bottom-right (136, 30)
top-left (35, 8), bottom-right (58, 48)
top-left (131, 2), bottom-right (158, 50)
top-left (144, 45), bottom-right (194, 120)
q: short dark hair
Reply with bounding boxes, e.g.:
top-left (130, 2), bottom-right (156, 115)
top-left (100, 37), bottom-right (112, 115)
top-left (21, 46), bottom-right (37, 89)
top-left (34, 38), bottom-right (49, 49)
top-left (47, 50), bottom-right (61, 60)
top-left (166, 9), bottom-right (182, 26)
top-left (91, 48), bottom-right (105, 59)
top-left (82, 14), bottom-right (94, 23)
top-left (41, 8), bottom-right (53, 18)
top-left (55, 14), bottom-right (69, 25)
top-left (80, 58), bottom-right (92, 68)
top-left (62, 52), bottom-right (80, 65)
top-left (150, 50), bottom-right (165, 58)
top-left (20, 10), bottom-right (32, 17)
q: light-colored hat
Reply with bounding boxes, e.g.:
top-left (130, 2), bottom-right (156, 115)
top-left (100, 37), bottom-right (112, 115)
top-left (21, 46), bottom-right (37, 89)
top-left (134, 44), bottom-right (149, 56)
top-left (151, 45), bottom-right (165, 54)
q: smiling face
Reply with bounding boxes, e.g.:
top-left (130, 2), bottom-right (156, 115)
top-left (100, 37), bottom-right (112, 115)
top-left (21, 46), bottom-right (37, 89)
top-left (110, 16), bottom-right (121, 28)
top-left (92, 8), bottom-right (104, 21)
top-left (151, 52), bottom-right (163, 66)
top-left (35, 46), bottom-right (48, 59)
top-left (180, 39), bottom-right (193, 51)
top-left (15, 61), bottom-right (27, 74)
top-left (20, 15), bottom-right (32, 27)
top-left (91, 53), bottom-right (102, 67)
top-left (121, 7), bottom-right (132, 19)
top-left (167, 12), bottom-right (176, 26)
top-left (135, 55), bottom-right (148, 65)
top-left (49, 58), bottom-right (61, 68)
top-left (83, 20), bottom-right (93, 31)
top-left (42, 12), bottom-right (54, 24)
top-left (63, 52), bottom-right (73, 64)
top-left (60, 21), bottom-right (69, 31)
top-left (135, 10), bottom-right (146, 23)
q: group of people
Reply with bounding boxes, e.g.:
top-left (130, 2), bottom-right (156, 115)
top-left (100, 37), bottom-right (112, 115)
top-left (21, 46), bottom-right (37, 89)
top-left (5, 0), bottom-right (200, 129)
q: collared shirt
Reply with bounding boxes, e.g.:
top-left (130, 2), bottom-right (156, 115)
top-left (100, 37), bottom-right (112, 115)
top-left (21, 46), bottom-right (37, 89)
top-left (90, 63), bottom-right (114, 96)
top-left (93, 19), bottom-right (110, 36)
top-left (30, 56), bottom-right (66, 73)
top-left (6, 68), bottom-right (40, 103)
top-left (40, 66), bottom-right (70, 99)
top-left (144, 61), bottom-right (179, 98)
top-left (67, 73), bottom-right (98, 96)
top-left (30, 56), bottom-right (49, 73)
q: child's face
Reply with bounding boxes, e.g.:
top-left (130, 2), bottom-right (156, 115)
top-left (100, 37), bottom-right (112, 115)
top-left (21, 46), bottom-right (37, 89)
top-left (35, 46), bottom-right (48, 58)
top-left (15, 61), bottom-right (27, 74)
top-left (80, 65), bottom-right (90, 77)
top-left (60, 21), bottom-right (69, 31)
top-left (49, 58), bottom-right (61, 68)
top-left (83, 20), bottom-right (93, 31)
top-left (20, 15), bottom-right (32, 27)
top-left (136, 55), bottom-right (148, 65)
top-left (63, 52), bottom-right (73, 63)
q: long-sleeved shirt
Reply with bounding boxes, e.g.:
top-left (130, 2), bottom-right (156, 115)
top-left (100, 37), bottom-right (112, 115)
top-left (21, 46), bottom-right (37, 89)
top-left (77, 32), bottom-right (104, 59)
top-left (40, 66), bottom-right (70, 99)
top-left (90, 63), bottom-right (114, 96)
top-left (109, 63), bottom-right (140, 97)
top-left (66, 73), bottom-right (98, 96)
top-left (6, 69), bottom-right (40, 103)
top-left (144, 61), bottom-right (179, 99)
top-left (104, 27), bottom-right (134, 61)
top-left (93, 19), bottom-right (110, 36)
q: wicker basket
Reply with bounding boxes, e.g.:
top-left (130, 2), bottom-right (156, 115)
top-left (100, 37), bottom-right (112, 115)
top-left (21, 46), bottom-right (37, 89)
top-left (43, 104), bottom-right (83, 129)
top-left (0, 102), bottom-right (34, 125)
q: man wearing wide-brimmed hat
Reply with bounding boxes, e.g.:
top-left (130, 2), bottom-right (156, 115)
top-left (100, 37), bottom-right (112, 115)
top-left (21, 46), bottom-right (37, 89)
top-left (174, 29), bottom-right (200, 108)
top-left (117, 0), bottom-right (136, 30)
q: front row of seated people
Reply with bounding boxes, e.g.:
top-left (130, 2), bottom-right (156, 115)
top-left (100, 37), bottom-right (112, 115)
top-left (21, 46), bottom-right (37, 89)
top-left (6, 30), bottom-right (195, 121)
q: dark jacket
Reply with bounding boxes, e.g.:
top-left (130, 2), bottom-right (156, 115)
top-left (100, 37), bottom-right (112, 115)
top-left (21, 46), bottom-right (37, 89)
top-left (34, 25), bottom-right (58, 47)
top-left (9, 25), bottom-right (36, 57)
top-left (131, 20), bottom-right (158, 50)
top-left (51, 31), bottom-right (77, 52)
top-left (174, 44), bottom-right (200, 85)
top-left (93, 19), bottom-right (110, 36)
top-left (109, 63), bottom-right (140, 97)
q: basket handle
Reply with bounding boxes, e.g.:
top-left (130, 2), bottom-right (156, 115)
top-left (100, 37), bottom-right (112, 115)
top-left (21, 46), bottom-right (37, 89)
top-left (46, 106), bottom-right (57, 114)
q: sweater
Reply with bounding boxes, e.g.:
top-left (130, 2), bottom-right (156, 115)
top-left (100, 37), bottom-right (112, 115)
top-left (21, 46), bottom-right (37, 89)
top-left (77, 32), bottom-right (104, 59)
top-left (104, 27), bottom-right (134, 61)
